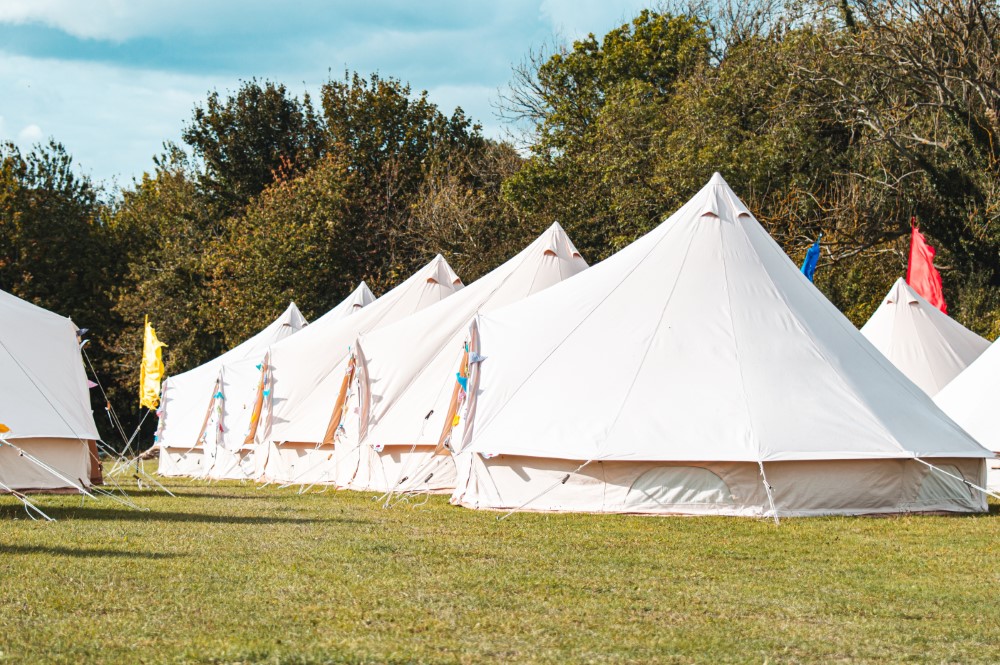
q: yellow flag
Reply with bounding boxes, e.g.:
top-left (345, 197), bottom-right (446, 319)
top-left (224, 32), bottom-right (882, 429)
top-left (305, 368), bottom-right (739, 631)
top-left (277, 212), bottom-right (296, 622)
top-left (139, 315), bottom-right (167, 410)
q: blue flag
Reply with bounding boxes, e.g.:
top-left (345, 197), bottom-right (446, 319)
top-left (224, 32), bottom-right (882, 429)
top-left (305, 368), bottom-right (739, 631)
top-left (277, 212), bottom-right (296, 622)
top-left (801, 235), bottom-right (821, 282)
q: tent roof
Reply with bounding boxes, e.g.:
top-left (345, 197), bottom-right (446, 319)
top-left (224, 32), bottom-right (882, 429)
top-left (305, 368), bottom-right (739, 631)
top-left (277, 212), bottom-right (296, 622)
top-left (0, 290), bottom-right (99, 440)
top-left (462, 174), bottom-right (990, 463)
top-left (157, 298), bottom-right (316, 447)
top-left (264, 255), bottom-right (463, 444)
top-left (935, 339), bottom-right (1000, 453)
top-left (358, 222), bottom-right (588, 448)
top-left (860, 278), bottom-right (988, 395)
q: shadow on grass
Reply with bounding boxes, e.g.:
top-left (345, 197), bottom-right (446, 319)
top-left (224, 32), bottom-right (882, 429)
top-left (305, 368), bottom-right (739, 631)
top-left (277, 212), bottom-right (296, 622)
top-left (0, 544), bottom-right (182, 559)
top-left (0, 505), bottom-right (373, 526)
top-left (104, 488), bottom-right (292, 500)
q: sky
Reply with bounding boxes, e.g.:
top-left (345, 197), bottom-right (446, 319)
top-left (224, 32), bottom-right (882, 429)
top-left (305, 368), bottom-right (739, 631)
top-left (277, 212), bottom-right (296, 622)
top-left (0, 0), bottom-right (652, 186)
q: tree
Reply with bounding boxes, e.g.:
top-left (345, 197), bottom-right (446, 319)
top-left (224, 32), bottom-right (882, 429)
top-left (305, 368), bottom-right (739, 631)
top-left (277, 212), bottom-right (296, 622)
top-left (203, 153), bottom-right (358, 346)
top-left (501, 10), bottom-right (713, 258)
top-left (796, 0), bottom-right (1000, 285)
top-left (182, 80), bottom-right (324, 216)
top-left (409, 141), bottom-right (527, 281)
top-left (0, 140), bottom-right (124, 442)
top-left (320, 72), bottom-right (488, 286)
top-left (108, 146), bottom-right (221, 393)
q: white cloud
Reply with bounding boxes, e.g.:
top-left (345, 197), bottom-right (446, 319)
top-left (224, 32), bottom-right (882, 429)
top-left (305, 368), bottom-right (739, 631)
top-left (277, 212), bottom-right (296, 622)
top-left (0, 1), bottom-right (658, 183)
top-left (539, 0), bottom-right (652, 41)
top-left (0, 52), bottom-right (219, 182)
top-left (0, 0), bottom-right (497, 42)
top-left (0, 0), bottom-right (159, 41)
top-left (17, 123), bottom-right (43, 142)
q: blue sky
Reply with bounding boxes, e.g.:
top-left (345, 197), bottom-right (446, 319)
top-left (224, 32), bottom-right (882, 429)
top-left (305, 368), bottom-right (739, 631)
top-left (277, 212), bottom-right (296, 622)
top-left (0, 1), bottom-right (652, 186)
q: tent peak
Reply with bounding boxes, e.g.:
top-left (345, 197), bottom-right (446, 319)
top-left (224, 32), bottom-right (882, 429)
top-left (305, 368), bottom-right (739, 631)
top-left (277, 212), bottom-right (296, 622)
top-left (886, 277), bottom-right (919, 305)
top-left (697, 173), bottom-right (752, 222)
top-left (346, 282), bottom-right (376, 309)
top-left (539, 221), bottom-right (586, 262)
top-left (423, 254), bottom-right (463, 286)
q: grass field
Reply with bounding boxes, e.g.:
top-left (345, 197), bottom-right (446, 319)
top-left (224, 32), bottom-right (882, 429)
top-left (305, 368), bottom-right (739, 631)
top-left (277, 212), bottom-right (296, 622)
top-left (0, 467), bottom-right (997, 664)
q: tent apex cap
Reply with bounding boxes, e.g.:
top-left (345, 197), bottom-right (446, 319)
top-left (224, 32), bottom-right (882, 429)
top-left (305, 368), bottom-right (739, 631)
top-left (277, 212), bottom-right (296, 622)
top-left (709, 172), bottom-right (728, 186)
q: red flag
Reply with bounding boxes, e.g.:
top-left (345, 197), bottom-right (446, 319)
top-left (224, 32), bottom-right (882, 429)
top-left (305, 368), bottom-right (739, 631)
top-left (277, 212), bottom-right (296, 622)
top-left (906, 225), bottom-right (947, 313)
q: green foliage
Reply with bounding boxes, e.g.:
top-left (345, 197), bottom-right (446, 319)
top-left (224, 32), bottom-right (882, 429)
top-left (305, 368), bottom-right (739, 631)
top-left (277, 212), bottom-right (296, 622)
top-left (503, 2), bottom-right (1000, 331)
top-left (409, 141), bottom-right (529, 282)
top-left (319, 72), bottom-right (489, 286)
top-left (504, 10), bottom-right (712, 257)
top-left (109, 147), bottom-right (220, 371)
top-left (182, 79), bottom-right (324, 216)
top-left (205, 154), bottom-right (357, 346)
top-left (0, 141), bottom-right (110, 319)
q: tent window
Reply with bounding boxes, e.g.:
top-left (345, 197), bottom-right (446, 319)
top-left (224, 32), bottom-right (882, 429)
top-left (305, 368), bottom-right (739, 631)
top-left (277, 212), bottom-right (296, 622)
top-left (625, 466), bottom-right (733, 509)
top-left (915, 464), bottom-right (976, 505)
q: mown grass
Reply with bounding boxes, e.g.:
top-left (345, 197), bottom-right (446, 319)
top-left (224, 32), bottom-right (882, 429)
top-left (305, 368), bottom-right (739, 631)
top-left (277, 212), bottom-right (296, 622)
top-left (0, 466), bottom-right (997, 664)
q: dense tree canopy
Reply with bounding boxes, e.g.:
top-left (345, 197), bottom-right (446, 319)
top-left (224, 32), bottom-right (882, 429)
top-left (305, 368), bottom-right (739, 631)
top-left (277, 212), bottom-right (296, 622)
top-left (1, 0), bottom-right (997, 448)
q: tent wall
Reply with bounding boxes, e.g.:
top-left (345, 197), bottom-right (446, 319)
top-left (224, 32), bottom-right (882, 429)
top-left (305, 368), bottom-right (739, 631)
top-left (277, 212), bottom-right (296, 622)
top-left (259, 441), bottom-right (340, 485)
top-left (156, 301), bottom-right (311, 478)
top-left (0, 438), bottom-right (91, 491)
top-left (158, 446), bottom-right (205, 477)
top-left (989, 459), bottom-right (1000, 492)
top-left (349, 445), bottom-right (456, 494)
top-left (204, 444), bottom-right (255, 480)
top-left (454, 455), bottom-right (986, 517)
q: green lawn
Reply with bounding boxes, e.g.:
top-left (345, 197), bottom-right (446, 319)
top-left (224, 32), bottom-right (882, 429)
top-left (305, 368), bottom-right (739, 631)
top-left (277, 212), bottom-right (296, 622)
top-left (0, 466), bottom-right (997, 664)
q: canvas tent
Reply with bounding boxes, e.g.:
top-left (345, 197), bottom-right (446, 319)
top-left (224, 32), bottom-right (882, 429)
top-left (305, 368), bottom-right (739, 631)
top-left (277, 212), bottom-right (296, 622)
top-left (199, 285), bottom-right (377, 480)
top-left (450, 174), bottom-right (991, 517)
top-left (156, 300), bottom-right (314, 476)
top-left (343, 222), bottom-right (588, 494)
top-left (252, 256), bottom-right (463, 484)
top-left (0, 289), bottom-right (101, 491)
top-left (934, 344), bottom-right (1000, 491)
top-left (860, 278), bottom-right (988, 395)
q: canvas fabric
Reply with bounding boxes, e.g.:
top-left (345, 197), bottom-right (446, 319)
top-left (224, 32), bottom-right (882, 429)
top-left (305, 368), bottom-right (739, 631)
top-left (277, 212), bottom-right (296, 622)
top-left (454, 455), bottom-right (986, 516)
top-left (0, 290), bottom-right (99, 490)
top-left (197, 286), bottom-right (374, 480)
top-left (255, 256), bottom-right (462, 483)
top-left (861, 278), bottom-right (988, 395)
top-left (935, 341), bottom-right (1000, 491)
top-left (451, 174), bottom-right (991, 516)
top-left (157, 300), bottom-right (312, 477)
top-left (345, 223), bottom-right (589, 493)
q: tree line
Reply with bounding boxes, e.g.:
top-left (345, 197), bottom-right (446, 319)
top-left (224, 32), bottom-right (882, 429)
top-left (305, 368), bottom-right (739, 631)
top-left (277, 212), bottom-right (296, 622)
top-left (1, 0), bottom-right (997, 447)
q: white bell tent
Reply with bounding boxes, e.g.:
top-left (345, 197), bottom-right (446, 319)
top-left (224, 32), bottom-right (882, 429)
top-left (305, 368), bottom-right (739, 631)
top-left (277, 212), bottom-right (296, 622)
top-left (344, 222), bottom-right (588, 494)
top-left (860, 278), bottom-right (988, 395)
top-left (450, 174), bottom-right (991, 517)
top-left (156, 300), bottom-right (314, 477)
top-left (0, 290), bottom-right (101, 491)
top-left (935, 342), bottom-right (1000, 491)
top-left (199, 285), bottom-right (378, 480)
top-left (252, 256), bottom-right (463, 484)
